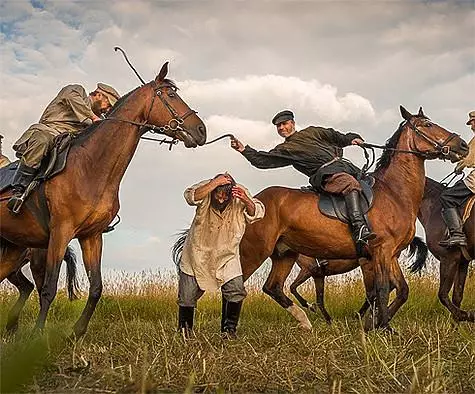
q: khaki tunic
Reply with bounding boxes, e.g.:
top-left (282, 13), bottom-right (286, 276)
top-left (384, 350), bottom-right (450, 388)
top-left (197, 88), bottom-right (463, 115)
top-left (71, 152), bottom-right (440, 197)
top-left (13, 84), bottom-right (96, 168)
top-left (456, 137), bottom-right (475, 192)
top-left (179, 180), bottom-right (265, 292)
top-left (0, 154), bottom-right (11, 168)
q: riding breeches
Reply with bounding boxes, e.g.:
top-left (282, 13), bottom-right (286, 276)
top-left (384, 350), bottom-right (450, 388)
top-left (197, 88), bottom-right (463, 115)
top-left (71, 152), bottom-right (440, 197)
top-left (440, 179), bottom-right (474, 209)
top-left (321, 172), bottom-right (362, 196)
top-left (178, 271), bottom-right (247, 307)
top-left (13, 127), bottom-right (57, 169)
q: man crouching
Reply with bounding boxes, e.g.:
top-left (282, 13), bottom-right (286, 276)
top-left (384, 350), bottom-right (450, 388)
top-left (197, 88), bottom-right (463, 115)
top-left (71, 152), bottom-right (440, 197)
top-left (173, 173), bottom-right (265, 339)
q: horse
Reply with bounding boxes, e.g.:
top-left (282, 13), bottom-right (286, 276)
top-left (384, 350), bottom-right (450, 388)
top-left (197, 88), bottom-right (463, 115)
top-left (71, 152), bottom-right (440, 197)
top-left (0, 62), bottom-right (207, 337)
top-left (239, 106), bottom-right (468, 330)
top-left (288, 237), bottom-right (428, 324)
top-left (411, 177), bottom-right (474, 322)
top-left (3, 245), bottom-right (80, 333)
top-left (289, 177), bottom-right (474, 324)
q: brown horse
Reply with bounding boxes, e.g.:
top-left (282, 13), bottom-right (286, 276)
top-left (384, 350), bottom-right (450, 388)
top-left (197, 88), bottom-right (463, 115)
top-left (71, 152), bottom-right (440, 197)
top-left (240, 106), bottom-right (468, 330)
top-left (289, 236), bottom-right (428, 324)
top-left (4, 245), bottom-right (80, 333)
top-left (412, 177), bottom-right (474, 321)
top-left (0, 63), bottom-right (206, 337)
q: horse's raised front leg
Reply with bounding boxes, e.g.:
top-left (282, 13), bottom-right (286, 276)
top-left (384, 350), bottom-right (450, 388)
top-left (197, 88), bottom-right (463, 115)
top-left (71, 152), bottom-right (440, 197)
top-left (289, 267), bottom-right (313, 310)
top-left (34, 231), bottom-right (70, 332)
top-left (5, 267), bottom-right (35, 333)
top-left (72, 233), bottom-right (103, 338)
top-left (264, 252), bottom-right (312, 330)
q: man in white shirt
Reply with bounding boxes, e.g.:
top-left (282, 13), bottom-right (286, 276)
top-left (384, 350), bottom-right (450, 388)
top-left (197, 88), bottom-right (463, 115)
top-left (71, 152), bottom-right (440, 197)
top-left (173, 173), bottom-right (265, 338)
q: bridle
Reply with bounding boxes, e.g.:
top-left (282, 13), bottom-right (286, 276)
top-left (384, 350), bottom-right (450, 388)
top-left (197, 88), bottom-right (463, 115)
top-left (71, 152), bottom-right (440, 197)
top-left (101, 80), bottom-right (198, 149)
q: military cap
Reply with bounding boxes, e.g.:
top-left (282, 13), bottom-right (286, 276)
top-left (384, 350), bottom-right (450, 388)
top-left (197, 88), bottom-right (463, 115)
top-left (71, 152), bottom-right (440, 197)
top-left (96, 83), bottom-right (121, 106)
top-left (466, 110), bottom-right (475, 125)
top-left (272, 110), bottom-right (294, 125)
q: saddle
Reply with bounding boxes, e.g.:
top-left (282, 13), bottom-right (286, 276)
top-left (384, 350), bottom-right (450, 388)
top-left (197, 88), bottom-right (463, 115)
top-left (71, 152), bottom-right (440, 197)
top-left (302, 176), bottom-right (375, 224)
top-left (0, 132), bottom-right (74, 194)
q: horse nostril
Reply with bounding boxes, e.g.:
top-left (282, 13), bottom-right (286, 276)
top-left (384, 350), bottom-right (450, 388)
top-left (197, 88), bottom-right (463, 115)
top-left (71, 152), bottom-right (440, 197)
top-left (461, 141), bottom-right (468, 150)
top-left (197, 124), bottom-right (206, 138)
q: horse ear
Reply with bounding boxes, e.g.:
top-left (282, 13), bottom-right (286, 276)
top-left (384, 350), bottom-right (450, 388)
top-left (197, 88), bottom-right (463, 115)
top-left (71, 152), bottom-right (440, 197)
top-left (418, 107), bottom-right (425, 117)
top-left (155, 62), bottom-right (169, 82)
top-left (400, 105), bottom-right (412, 121)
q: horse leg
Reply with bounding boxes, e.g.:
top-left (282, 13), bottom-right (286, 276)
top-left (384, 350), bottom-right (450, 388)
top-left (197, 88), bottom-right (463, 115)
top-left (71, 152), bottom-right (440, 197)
top-left (0, 242), bottom-right (27, 282)
top-left (5, 268), bottom-right (34, 333)
top-left (289, 267), bottom-right (313, 310)
top-left (371, 250), bottom-right (393, 330)
top-left (437, 257), bottom-right (472, 322)
top-left (72, 234), bottom-right (103, 338)
top-left (359, 259), bottom-right (378, 330)
top-left (452, 259), bottom-right (469, 308)
top-left (263, 252), bottom-right (312, 330)
top-left (34, 232), bottom-right (70, 332)
top-left (387, 259), bottom-right (409, 320)
top-left (313, 274), bottom-right (332, 324)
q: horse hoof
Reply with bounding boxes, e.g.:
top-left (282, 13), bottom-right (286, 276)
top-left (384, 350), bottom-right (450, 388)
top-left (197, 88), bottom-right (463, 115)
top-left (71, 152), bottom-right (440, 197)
top-left (5, 322), bottom-right (19, 334)
top-left (308, 304), bottom-right (318, 313)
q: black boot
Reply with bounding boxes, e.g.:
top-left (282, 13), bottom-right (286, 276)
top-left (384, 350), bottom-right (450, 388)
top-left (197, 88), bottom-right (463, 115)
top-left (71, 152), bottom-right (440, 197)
top-left (221, 300), bottom-right (243, 339)
top-left (439, 208), bottom-right (467, 247)
top-left (345, 190), bottom-right (376, 245)
top-left (178, 306), bottom-right (194, 338)
top-left (7, 162), bottom-right (37, 214)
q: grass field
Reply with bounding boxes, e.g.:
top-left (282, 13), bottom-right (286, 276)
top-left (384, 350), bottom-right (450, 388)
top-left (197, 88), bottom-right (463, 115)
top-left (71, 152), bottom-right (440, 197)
top-left (1, 267), bottom-right (474, 393)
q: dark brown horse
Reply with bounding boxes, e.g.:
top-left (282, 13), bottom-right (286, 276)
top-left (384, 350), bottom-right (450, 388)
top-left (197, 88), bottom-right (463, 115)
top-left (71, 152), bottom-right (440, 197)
top-left (289, 236), bottom-right (428, 324)
top-left (240, 107), bottom-right (468, 330)
top-left (0, 63), bottom-right (206, 337)
top-left (4, 245), bottom-right (80, 333)
top-left (412, 177), bottom-right (474, 321)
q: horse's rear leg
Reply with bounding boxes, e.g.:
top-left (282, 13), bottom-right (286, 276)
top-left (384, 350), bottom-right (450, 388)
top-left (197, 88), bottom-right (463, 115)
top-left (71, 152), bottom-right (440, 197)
top-left (72, 234), bottom-right (103, 338)
top-left (289, 267), bottom-right (313, 310)
top-left (312, 275), bottom-right (332, 324)
top-left (5, 268), bottom-right (34, 333)
top-left (439, 258), bottom-right (474, 322)
top-left (452, 259), bottom-right (469, 308)
top-left (264, 252), bottom-right (312, 330)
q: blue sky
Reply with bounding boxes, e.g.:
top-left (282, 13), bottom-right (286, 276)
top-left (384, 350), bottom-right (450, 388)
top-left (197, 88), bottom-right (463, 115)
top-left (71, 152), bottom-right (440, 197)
top-left (1, 0), bottom-right (473, 275)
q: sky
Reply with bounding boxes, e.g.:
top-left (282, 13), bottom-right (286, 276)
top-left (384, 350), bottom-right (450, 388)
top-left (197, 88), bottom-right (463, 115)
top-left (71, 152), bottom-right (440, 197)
top-left (1, 0), bottom-right (474, 274)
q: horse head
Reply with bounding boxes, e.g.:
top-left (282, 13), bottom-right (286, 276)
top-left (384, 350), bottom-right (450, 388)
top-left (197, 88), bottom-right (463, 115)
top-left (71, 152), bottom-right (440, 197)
top-left (143, 62), bottom-right (207, 148)
top-left (399, 106), bottom-right (469, 163)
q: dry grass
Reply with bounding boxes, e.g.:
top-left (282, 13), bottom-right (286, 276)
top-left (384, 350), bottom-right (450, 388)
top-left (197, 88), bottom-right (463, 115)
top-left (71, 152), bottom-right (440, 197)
top-left (1, 268), bottom-right (474, 393)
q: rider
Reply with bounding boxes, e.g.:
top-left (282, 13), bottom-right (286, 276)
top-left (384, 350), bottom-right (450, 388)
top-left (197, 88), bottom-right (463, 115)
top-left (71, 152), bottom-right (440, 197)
top-left (7, 83), bottom-right (120, 212)
top-left (0, 134), bottom-right (11, 168)
top-left (439, 110), bottom-right (475, 247)
top-left (230, 110), bottom-right (376, 246)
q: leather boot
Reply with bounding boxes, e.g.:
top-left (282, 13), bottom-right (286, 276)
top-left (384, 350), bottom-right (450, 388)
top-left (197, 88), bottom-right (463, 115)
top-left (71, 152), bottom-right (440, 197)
top-left (178, 306), bottom-right (194, 338)
top-left (439, 208), bottom-right (467, 247)
top-left (344, 190), bottom-right (376, 244)
top-left (221, 300), bottom-right (243, 339)
top-left (7, 162), bottom-right (37, 213)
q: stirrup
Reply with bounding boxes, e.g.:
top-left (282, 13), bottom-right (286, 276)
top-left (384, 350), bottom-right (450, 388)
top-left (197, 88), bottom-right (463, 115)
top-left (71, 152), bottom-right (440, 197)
top-left (439, 236), bottom-right (467, 248)
top-left (7, 194), bottom-right (25, 214)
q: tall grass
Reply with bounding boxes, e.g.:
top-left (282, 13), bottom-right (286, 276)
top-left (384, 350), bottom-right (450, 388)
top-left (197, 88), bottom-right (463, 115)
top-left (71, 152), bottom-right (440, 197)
top-left (1, 267), bottom-right (474, 393)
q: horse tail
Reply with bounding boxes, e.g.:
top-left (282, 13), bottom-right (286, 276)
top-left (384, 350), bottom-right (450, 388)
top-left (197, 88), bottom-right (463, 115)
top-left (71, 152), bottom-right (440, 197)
top-left (408, 236), bottom-right (428, 273)
top-left (172, 229), bottom-right (190, 269)
top-left (64, 245), bottom-right (81, 300)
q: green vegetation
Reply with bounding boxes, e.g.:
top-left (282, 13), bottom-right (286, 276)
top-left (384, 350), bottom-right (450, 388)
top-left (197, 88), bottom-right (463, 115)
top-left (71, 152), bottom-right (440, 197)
top-left (1, 270), bottom-right (474, 393)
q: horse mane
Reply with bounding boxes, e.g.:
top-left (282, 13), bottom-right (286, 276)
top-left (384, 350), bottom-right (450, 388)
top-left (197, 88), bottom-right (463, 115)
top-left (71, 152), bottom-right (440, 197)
top-left (424, 177), bottom-right (444, 197)
top-left (72, 86), bottom-right (140, 147)
top-left (374, 121), bottom-right (405, 172)
top-left (374, 114), bottom-right (429, 172)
